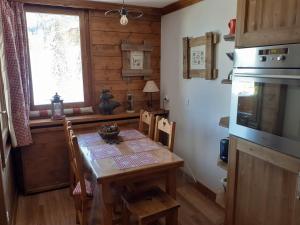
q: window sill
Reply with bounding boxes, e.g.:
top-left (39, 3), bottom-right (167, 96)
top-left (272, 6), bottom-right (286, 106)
top-left (29, 110), bottom-right (169, 129)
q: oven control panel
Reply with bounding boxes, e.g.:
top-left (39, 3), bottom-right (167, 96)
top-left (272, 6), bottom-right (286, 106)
top-left (258, 48), bottom-right (288, 62)
top-left (234, 44), bottom-right (300, 68)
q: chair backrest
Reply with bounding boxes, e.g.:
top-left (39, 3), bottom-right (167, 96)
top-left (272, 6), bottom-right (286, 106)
top-left (68, 130), bottom-right (88, 198)
top-left (138, 109), bottom-right (155, 139)
top-left (154, 116), bottom-right (176, 152)
top-left (64, 119), bottom-right (74, 160)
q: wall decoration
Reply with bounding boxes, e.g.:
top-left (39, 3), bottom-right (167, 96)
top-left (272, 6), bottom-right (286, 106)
top-left (130, 51), bottom-right (144, 70)
top-left (121, 40), bottom-right (152, 79)
top-left (183, 32), bottom-right (219, 80)
top-left (190, 45), bottom-right (206, 70)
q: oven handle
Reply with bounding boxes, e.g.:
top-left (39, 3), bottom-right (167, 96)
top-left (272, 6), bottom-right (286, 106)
top-left (234, 73), bottom-right (300, 80)
top-left (233, 68), bottom-right (300, 80)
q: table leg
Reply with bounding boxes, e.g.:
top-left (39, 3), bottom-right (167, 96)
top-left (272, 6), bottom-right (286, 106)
top-left (101, 182), bottom-right (114, 225)
top-left (166, 170), bottom-right (178, 225)
top-left (166, 170), bottom-right (177, 199)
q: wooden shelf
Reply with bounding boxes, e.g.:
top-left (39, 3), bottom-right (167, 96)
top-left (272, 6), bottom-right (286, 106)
top-left (223, 34), bottom-right (235, 41)
top-left (221, 79), bottom-right (232, 84)
top-left (219, 116), bottom-right (229, 128)
top-left (30, 110), bottom-right (168, 128)
top-left (217, 159), bottom-right (228, 171)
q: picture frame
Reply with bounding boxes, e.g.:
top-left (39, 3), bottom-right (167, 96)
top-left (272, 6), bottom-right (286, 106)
top-left (121, 40), bottom-right (153, 79)
top-left (130, 51), bottom-right (144, 70)
top-left (183, 32), bottom-right (219, 80)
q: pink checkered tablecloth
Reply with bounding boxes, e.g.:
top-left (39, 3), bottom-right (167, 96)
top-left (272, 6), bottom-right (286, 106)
top-left (113, 152), bottom-right (159, 170)
top-left (119, 129), bottom-right (146, 141)
top-left (125, 138), bottom-right (160, 153)
top-left (78, 133), bottom-right (102, 146)
top-left (89, 144), bottom-right (122, 159)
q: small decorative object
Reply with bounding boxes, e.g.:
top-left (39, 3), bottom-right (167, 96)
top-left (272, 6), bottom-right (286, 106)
top-left (51, 93), bottom-right (65, 120)
top-left (183, 32), bottom-right (219, 80)
top-left (121, 40), bottom-right (152, 78)
top-left (228, 19), bottom-right (236, 35)
top-left (126, 93), bottom-right (135, 113)
top-left (104, 0), bottom-right (143, 26)
top-left (99, 90), bottom-right (121, 115)
top-left (98, 123), bottom-right (120, 144)
top-left (143, 80), bottom-right (159, 111)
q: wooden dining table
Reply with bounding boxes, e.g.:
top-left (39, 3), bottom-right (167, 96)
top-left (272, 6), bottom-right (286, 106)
top-left (77, 129), bottom-right (184, 225)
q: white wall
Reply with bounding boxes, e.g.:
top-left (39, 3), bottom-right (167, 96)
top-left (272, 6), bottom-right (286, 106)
top-left (161, 0), bottom-right (237, 192)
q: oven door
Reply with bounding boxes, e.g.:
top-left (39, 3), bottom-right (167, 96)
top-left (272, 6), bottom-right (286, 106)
top-left (230, 68), bottom-right (300, 159)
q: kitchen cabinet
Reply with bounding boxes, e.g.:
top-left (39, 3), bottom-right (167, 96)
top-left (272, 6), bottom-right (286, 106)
top-left (236, 0), bottom-right (300, 47)
top-left (226, 136), bottom-right (300, 225)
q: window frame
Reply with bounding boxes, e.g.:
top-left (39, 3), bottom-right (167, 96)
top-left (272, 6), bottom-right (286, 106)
top-left (25, 5), bottom-right (92, 110)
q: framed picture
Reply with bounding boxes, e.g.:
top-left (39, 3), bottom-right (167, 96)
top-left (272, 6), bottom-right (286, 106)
top-left (130, 51), bottom-right (144, 70)
top-left (121, 40), bottom-right (153, 79)
top-left (190, 45), bottom-right (206, 70)
top-left (183, 32), bottom-right (219, 80)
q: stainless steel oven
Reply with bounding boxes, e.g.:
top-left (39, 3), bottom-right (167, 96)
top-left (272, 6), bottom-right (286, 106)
top-left (230, 44), bottom-right (300, 159)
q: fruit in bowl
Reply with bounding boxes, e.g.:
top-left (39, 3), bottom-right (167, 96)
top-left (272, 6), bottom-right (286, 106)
top-left (98, 123), bottom-right (120, 142)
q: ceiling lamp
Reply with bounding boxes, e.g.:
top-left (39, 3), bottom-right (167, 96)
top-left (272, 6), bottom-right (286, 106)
top-left (104, 0), bottom-right (143, 26)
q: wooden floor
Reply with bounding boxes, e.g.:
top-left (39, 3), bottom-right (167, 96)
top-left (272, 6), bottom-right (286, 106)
top-left (15, 174), bottom-right (225, 225)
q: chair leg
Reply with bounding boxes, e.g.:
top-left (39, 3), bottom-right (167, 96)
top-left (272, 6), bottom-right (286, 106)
top-left (122, 204), bottom-right (130, 225)
top-left (76, 211), bottom-right (80, 224)
top-left (166, 208), bottom-right (178, 225)
top-left (69, 169), bottom-right (76, 195)
top-left (82, 202), bottom-right (89, 225)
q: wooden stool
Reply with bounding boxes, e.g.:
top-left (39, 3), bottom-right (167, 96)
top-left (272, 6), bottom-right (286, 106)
top-left (122, 186), bottom-right (180, 225)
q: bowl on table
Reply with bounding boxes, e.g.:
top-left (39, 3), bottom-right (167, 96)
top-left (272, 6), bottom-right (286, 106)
top-left (98, 124), bottom-right (120, 144)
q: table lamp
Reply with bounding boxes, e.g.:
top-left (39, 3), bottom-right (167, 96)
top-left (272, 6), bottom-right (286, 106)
top-left (143, 80), bottom-right (159, 111)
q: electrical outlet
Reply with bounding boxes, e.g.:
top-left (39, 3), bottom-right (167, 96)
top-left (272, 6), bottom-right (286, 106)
top-left (163, 96), bottom-right (169, 102)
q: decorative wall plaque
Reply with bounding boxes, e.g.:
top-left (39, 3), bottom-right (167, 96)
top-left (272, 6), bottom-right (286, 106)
top-left (183, 32), bottom-right (219, 80)
top-left (121, 40), bottom-right (153, 79)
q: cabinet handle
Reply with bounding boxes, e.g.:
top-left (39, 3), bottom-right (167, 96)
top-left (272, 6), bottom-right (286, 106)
top-left (297, 172), bottom-right (300, 200)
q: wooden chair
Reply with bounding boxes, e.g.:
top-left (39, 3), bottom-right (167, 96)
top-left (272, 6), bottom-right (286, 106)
top-left (139, 110), bottom-right (155, 139)
top-left (122, 186), bottom-right (180, 225)
top-left (69, 130), bottom-right (93, 225)
top-left (154, 116), bottom-right (176, 152)
top-left (63, 119), bottom-right (77, 195)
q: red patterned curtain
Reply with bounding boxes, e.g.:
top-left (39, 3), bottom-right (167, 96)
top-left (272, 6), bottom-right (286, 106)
top-left (0, 0), bottom-right (32, 147)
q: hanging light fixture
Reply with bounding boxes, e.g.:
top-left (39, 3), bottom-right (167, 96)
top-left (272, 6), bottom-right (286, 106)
top-left (105, 0), bottom-right (143, 26)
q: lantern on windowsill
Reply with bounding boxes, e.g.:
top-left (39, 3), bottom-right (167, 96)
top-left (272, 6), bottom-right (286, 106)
top-left (51, 93), bottom-right (65, 120)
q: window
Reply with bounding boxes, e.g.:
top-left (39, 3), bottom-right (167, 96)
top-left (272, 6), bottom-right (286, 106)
top-left (26, 7), bottom-right (89, 107)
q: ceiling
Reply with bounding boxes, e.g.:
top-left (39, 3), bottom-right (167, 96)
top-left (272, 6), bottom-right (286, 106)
top-left (90, 0), bottom-right (178, 8)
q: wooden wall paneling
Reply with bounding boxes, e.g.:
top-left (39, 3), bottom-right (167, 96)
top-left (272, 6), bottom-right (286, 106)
top-left (91, 31), bottom-right (161, 46)
top-left (89, 10), bottom-right (161, 112)
top-left (162, 0), bottom-right (202, 15)
top-left (81, 10), bottom-right (93, 107)
top-left (16, 0), bottom-right (162, 17)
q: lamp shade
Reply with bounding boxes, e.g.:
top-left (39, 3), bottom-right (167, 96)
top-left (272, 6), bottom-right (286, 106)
top-left (143, 80), bottom-right (160, 93)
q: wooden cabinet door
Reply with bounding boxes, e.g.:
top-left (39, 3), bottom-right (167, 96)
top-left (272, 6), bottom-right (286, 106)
top-left (226, 136), bottom-right (300, 225)
top-left (236, 0), bottom-right (300, 47)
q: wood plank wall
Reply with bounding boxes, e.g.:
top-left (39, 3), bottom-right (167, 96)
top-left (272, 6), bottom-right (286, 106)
top-left (88, 10), bottom-right (161, 113)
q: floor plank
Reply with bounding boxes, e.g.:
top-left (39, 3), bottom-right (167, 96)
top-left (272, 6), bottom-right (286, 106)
top-left (15, 176), bottom-right (224, 225)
